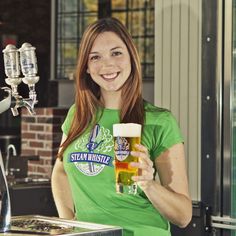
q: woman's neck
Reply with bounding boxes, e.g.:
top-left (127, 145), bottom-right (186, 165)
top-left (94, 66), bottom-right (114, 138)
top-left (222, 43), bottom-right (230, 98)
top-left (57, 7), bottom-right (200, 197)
top-left (100, 90), bottom-right (121, 109)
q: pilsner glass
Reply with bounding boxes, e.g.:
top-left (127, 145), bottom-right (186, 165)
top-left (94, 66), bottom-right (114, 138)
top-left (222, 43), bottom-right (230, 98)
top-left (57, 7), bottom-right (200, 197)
top-left (113, 123), bottom-right (142, 195)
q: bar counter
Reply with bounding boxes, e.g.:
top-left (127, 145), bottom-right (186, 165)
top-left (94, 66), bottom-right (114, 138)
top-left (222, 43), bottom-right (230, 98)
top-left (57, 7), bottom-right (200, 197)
top-left (0, 215), bottom-right (122, 236)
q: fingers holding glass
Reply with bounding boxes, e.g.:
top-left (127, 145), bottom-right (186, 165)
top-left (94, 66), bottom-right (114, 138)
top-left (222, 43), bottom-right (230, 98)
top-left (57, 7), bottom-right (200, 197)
top-left (130, 146), bottom-right (155, 184)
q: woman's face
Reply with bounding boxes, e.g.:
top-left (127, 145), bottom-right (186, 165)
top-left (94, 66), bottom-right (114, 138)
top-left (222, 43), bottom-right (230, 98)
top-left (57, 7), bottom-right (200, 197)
top-left (87, 31), bottom-right (131, 93)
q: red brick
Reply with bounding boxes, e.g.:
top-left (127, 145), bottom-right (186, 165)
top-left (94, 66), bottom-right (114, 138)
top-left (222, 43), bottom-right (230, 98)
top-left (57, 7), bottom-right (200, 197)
top-left (28, 165), bottom-right (37, 172)
top-left (43, 159), bottom-right (52, 165)
top-left (21, 117), bottom-right (36, 123)
top-left (35, 108), bottom-right (46, 116)
top-left (21, 132), bottom-right (36, 139)
top-left (21, 149), bottom-right (36, 156)
top-left (21, 108), bottom-right (28, 115)
top-left (44, 142), bottom-right (53, 149)
top-left (37, 166), bottom-right (48, 173)
top-left (29, 159), bottom-right (43, 165)
top-left (45, 108), bottom-right (54, 115)
top-left (44, 125), bottom-right (52, 132)
top-left (39, 133), bottom-right (54, 140)
top-left (29, 124), bottom-right (44, 131)
top-left (37, 150), bottom-right (52, 157)
top-left (21, 107), bottom-right (71, 178)
top-left (37, 117), bottom-right (53, 123)
top-left (21, 123), bottom-right (29, 131)
top-left (29, 141), bottom-right (44, 148)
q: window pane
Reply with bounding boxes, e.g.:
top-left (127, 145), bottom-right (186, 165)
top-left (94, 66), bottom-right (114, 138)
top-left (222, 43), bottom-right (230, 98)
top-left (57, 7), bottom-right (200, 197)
top-left (111, 0), bottom-right (154, 80)
top-left (112, 0), bottom-right (127, 10)
top-left (127, 11), bottom-right (145, 36)
top-left (58, 0), bottom-right (77, 13)
top-left (82, 0), bottom-right (98, 12)
top-left (146, 7), bottom-right (155, 35)
top-left (56, 0), bottom-right (98, 79)
top-left (56, 0), bottom-right (154, 80)
top-left (133, 37), bottom-right (144, 61)
top-left (129, 0), bottom-right (144, 8)
top-left (145, 37), bottom-right (154, 63)
top-left (58, 16), bottom-right (77, 38)
top-left (112, 12), bottom-right (126, 25)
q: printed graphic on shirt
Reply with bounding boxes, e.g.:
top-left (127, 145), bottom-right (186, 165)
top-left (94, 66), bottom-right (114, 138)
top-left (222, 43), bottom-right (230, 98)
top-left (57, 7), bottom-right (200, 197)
top-left (69, 124), bottom-right (114, 176)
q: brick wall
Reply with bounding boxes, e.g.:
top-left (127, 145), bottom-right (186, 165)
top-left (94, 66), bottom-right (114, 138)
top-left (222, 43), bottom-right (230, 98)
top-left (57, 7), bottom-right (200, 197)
top-left (21, 107), bottom-right (68, 178)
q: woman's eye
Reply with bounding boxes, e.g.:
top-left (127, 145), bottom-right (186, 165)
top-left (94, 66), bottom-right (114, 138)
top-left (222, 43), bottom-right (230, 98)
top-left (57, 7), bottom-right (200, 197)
top-left (112, 51), bottom-right (122, 56)
top-left (90, 55), bottom-right (100, 61)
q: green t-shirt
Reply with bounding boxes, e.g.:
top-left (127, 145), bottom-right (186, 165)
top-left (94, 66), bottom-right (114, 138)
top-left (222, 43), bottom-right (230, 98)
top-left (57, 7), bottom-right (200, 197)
top-left (62, 101), bottom-right (184, 236)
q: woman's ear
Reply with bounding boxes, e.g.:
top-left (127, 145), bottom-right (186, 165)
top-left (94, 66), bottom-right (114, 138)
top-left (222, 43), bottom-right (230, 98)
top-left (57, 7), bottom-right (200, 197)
top-left (86, 68), bottom-right (90, 74)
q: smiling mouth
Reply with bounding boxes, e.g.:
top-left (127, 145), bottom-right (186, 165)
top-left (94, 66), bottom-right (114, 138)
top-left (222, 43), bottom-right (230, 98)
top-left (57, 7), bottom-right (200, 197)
top-left (101, 72), bottom-right (120, 81)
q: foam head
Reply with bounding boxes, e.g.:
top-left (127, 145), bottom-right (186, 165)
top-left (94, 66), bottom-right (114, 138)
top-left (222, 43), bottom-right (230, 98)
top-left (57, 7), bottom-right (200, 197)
top-left (113, 123), bottom-right (142, 137)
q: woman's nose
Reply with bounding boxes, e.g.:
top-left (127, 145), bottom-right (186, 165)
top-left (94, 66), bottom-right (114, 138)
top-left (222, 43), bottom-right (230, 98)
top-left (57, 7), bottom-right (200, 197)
top-left (102, 56), bottom-right (114, 67)
top-left (103, 55), bottom-right (114, 65)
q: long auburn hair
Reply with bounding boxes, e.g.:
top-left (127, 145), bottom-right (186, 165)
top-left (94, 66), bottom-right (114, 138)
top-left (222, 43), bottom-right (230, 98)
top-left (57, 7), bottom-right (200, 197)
top-left (58, 17), bottom-right (144, 160)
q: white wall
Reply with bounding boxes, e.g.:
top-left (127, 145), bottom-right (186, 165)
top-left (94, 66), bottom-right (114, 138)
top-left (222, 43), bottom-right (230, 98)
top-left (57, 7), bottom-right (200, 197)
top-left (155, 0), bottom-right (202, 201)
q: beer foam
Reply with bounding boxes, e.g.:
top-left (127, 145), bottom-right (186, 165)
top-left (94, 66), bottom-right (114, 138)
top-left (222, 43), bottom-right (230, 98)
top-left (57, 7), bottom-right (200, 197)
top-left (113, 123), bottom-right (142, 137)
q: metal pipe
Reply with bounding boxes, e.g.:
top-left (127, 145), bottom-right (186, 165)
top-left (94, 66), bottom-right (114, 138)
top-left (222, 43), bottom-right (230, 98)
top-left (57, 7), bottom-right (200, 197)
top-left (0, 150), bottom-right (11, 232)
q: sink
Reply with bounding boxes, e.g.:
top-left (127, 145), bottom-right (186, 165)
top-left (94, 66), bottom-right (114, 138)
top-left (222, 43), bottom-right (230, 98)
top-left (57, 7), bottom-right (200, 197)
top-left (1, 215), bottom-right (122, 235)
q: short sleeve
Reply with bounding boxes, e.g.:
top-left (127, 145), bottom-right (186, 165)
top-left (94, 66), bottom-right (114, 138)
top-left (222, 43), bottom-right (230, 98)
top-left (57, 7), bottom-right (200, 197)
top-left (61, 104), bottom-right (75, 135)
top-left (151, 111), bottom-right (184, 158)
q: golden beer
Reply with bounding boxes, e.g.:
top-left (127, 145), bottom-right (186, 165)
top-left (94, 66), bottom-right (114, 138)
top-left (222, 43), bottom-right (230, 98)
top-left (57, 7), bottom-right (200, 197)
top-left (113, 123), bottom-right (142, 194)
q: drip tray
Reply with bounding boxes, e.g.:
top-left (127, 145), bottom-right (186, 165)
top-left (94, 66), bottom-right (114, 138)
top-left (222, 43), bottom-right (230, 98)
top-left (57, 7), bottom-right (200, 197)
top-left (4, 215), bottom-right (122, 235)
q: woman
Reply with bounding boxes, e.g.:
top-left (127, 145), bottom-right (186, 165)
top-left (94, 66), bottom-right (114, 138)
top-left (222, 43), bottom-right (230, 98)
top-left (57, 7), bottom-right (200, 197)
top-left (51, 17), bottom-right (192, 236)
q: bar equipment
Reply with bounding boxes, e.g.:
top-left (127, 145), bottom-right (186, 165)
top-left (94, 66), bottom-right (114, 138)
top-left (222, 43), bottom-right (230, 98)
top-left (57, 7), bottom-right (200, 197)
top-left (0, 150), bottom-right (11, 232)
top-left (0, 43), bottom-right (39, 233)
top-left (2, 43), bottom-right (39, 116)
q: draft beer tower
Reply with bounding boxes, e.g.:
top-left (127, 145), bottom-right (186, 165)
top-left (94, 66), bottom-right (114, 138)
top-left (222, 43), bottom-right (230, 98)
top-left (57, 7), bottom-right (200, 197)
top-left (0, 43), bottom-right (39, 232)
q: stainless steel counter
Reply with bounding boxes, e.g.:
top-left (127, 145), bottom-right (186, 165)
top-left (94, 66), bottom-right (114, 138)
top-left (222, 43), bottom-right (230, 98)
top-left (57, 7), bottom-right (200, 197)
top-left (0, 215), bottom-right (122, 236)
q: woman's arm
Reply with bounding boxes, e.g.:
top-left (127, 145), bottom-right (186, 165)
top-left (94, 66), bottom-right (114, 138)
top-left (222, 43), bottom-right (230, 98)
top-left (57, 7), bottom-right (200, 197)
top-left (131, 143), bottom-right (192, 228)
top-left (51, 134), bottom-right (75, 219)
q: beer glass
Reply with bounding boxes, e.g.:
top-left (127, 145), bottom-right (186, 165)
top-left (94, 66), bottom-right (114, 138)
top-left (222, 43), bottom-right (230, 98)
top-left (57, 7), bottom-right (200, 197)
top-left (113, 123), bottom-right (142, 195)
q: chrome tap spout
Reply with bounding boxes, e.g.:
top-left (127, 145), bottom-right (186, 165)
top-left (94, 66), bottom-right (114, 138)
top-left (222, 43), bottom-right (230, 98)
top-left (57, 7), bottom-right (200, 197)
top-left (22, 98), bottom-right (37, 115)
top-left (11, 96), bottom-right (37, 116)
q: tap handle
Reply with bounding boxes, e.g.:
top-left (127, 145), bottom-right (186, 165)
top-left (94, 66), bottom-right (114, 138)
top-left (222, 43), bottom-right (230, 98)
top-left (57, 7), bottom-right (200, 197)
top-left (2, 45), bottom-right (20, 78)
top-left (19, 43), bottom-right (38, 78)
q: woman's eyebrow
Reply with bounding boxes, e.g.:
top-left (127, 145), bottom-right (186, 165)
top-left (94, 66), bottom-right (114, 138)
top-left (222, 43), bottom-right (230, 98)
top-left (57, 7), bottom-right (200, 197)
top-left (89, 51), bottom-right (99, 55)
top-left (89, 46), bottom-right (123, 54)
top-left (111, 46), bottom-right (123, 51)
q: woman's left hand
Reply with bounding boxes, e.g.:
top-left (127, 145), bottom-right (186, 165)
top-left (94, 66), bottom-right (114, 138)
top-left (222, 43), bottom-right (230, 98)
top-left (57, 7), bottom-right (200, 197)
top-left (130, 144), bottom-right (155, 190)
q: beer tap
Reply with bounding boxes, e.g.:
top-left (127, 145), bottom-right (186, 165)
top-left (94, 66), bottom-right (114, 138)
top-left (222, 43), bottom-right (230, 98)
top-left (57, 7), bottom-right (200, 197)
top-left (2, 43), bottom-right (39, 116)
top-left (0, 43), bottom-right (39, 233)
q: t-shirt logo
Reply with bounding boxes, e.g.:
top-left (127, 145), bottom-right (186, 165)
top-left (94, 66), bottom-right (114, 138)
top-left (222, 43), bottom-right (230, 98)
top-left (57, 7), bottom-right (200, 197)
top-left (69, 124), bottom-right (113, 176)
